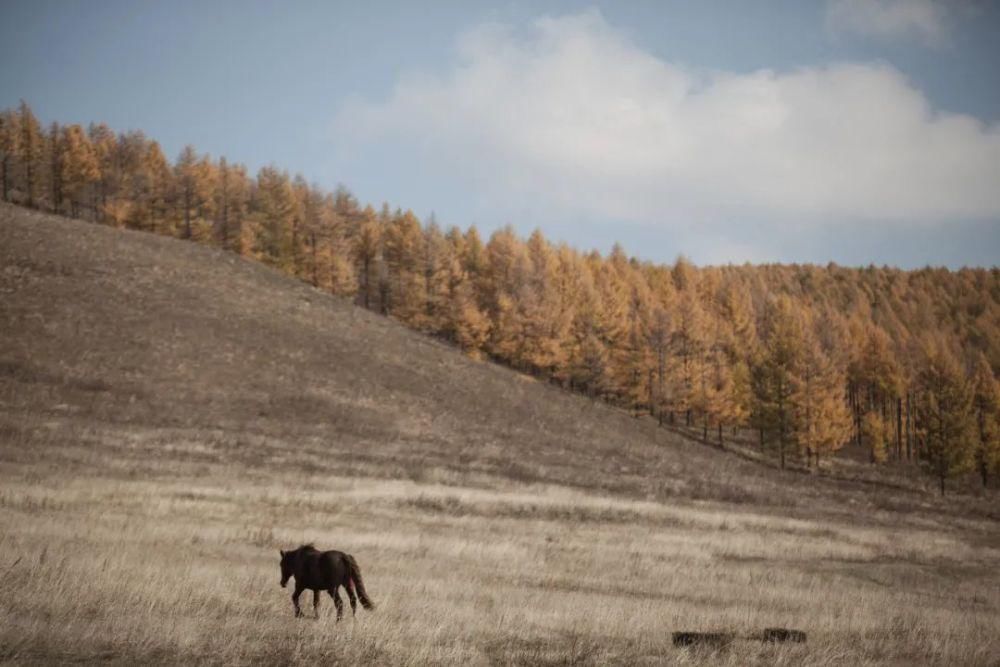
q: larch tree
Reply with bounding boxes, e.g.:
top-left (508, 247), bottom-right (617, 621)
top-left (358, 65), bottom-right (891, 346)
top-left (752, 296), bottom-right (803, 469)
top-left (251, 166), bottom-right (297, 270)
top-left (140, 141), bottom-right (172, 233)
top-left (703, 310), bottom-right (752, 446)
top-left (46, 122), bottom-right (64, 215)
top-left (113, 130), bottom-right (152, 230)
top-left (442, 226), bottom-right (490, 355)
top-left (0, 108), bottom-right (18, 201)
top-left (482, 226), bottom-right (530, 365)
top-left (644, 266), bottom-right (676, 423)
top-left (672, 289), bottom-right (707, 427)
top-left (352, 206), bottom-right (383, 312)
top-left (319, 192), bottom-right (358, 297)
top-left (60, 125), bottom-right (100, 219)
top-left (971, 353), bottom-right (1000, 488)
top-left (17, 101), bottom-right (44, 209)
top-left (173, 146), bottom-right (213, 240)
top-left (914, 340), bottom-right (976, 494)
top-left (851, 324), bottom-right (903, 462)
top-left (794, 318), bottom-right (853, 469)
top-left (862, 411), bottom-right (890, 463)
top-left (647, 303), bottom-right (673, 424)
top-left (565, 257), bottom-right (610, 398)
top-left (214, 157), bottom-right (250, 253)
top-left (610, 251), bottom-right (655, 414)
top-left (88, 123), bottom-right (118, 222)
top-left (417, 217), bottom-right (451, 333)
top-left (519, 230), bottom-right (572, 377)
top-left (461, 226), bottom-right (487, 301)
top-left (382, 209), bottom-right (426, 327)
top-left (590, 254), bottom-right (630, 400)
top-left (717, 277), bottom-right (756, 438)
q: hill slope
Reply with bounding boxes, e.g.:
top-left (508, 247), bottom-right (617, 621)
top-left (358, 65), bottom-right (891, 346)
top-left (3, 204), bottom-right (1000, 665)
top-left (0, 204), bottom-right (752, 497)
top-left (0, 202), bottom-right (992, 516)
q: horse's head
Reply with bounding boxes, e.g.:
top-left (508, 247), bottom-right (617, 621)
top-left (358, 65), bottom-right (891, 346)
top-left (279, 549), bottom-right (293, 588)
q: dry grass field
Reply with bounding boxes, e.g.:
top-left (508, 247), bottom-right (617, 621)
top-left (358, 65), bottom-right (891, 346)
top-left (2, 204), bottom-right (999, 665)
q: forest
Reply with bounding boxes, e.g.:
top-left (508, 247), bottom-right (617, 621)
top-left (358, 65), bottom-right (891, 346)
top-left (2, 100), bottom-right (998, 494)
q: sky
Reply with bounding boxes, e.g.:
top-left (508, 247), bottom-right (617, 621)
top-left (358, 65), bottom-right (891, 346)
top-left (2, 0), bottom-right (999, 268)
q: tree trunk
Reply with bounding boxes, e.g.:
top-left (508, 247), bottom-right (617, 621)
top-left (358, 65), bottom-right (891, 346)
top-left (310, 231), bottom-right (318, 286)
top-left (25, 159), bottom-right (33, 208)
top-left (905, 392), bottom-right (912, 462)
top-left (979, 406), bottom-right (989, 488)
top-left (779, 417), bottom-right (786, 470)
top-left (220, 195), bottom-right (229, 249)
top-left (183, 187), bottom-right (192, 239)
top-left (362, 256), bottom-right (371, 310)
top-left (896, 396), bottom-right (903, 461)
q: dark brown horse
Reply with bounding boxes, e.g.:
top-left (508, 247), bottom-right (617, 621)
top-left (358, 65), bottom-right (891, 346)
top-left (279, 544), bottom-right (374, 620)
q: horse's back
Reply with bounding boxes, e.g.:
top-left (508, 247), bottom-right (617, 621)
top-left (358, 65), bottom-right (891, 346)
top-left (301, 549), bottom-right (349, 589)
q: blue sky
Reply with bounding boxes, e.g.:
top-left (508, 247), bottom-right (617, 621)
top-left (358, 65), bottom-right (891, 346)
top-left (2, 0), bottom-right (998, 267)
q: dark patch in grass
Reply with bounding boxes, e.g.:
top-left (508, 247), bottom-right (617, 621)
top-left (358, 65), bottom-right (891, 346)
top-left (672, 631), bottom-right (734, 648)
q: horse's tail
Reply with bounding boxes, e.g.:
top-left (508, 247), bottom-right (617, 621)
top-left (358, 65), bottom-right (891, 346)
top-left (345, 554), bottom-right (374, 610)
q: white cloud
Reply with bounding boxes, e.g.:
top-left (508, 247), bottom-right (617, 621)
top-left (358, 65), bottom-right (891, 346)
top-left (334, 10), bottom-right (1000, 245)
top-left (826, 0), bottom-right (953, 46)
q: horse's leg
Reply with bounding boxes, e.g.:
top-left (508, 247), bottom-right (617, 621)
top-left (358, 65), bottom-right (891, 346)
top-left (328, 586), bottom-right (344, 622)
top-left (345, 581), bottom-right (358, 617)
top-left (313, 589), bottom-right (321, 619)
top-left (292, 584), bottom-right (304, 618)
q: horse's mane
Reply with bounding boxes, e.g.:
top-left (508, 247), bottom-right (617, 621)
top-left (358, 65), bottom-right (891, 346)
top-left (296, 543), bottom-right (317, 552)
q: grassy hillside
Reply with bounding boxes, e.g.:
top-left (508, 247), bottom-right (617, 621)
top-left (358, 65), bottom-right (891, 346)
top-left (2, 204), bottom-right (999, 665)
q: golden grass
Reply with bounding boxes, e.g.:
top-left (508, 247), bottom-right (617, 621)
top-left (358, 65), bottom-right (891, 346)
top-left (2, 433), bottom-right (998, 666)
top-left (2, 206), bottom-right (999, 664)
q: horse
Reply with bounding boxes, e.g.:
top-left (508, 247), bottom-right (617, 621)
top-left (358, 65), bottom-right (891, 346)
top-left (278, 544), bottom-right (374, 620)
